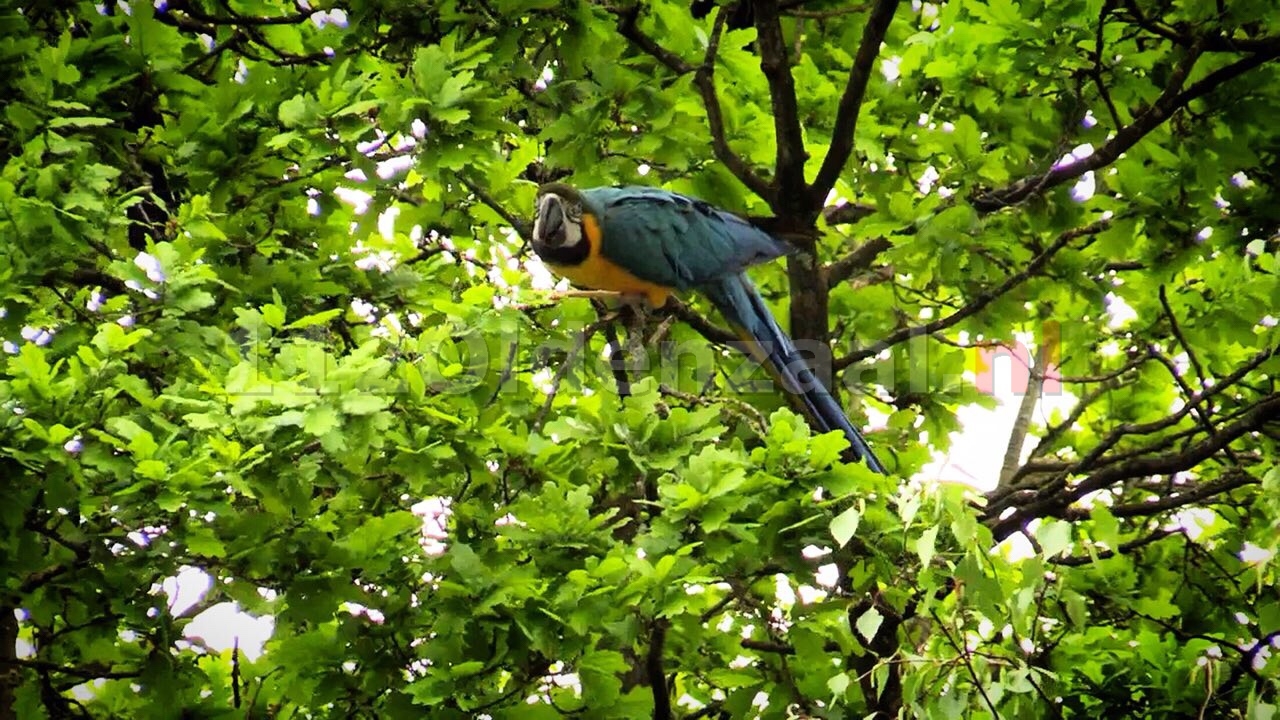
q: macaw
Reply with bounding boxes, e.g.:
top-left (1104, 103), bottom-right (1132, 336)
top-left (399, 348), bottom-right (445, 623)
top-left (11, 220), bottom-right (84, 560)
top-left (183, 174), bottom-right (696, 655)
top-left (530, 183), bottom-right (885, 473)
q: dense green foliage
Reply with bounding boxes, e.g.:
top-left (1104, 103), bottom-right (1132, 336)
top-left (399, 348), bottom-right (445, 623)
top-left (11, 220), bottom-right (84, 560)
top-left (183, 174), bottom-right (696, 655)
top-left (2, 0), bottom-right (1278, 717)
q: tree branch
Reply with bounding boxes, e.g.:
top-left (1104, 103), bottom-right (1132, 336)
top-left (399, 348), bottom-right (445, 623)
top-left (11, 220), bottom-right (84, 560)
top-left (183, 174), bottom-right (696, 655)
top-left (989, 393), bottom-right (1280, 539)
top-left (1009, 344), bottom-right (1278, 486)
top-left (458, 175), bottom-right (530, 239)
top-left (740, 638), bottom-right (797, 655)
top-left (972, 40), bottom-right (1280, 211)
top-left (932, 611), bottom-right (1001, 719)
top-left (822, 200), bottom-right (877, 225)
top-left (785, 4), bottom-right (872, 20)
top-left (753, 0), bottom-right (807, 209)
top-left (616, 4), bottom-right (773, 199)
top-left (603, 323), bottom-right (632, 399)
top-left (1157, 285), bottom-right (1209, 384)
top-left (835, 218), bottom-right (1111, 369)
top-left (533, 321), bottom-right (606, 428)
top-left (0, 658), bottom-right (142, 681)
top-left (1120, 0), bottom-right (1280, 54)
top-left (614, 5), bottom-right (693, 73)
top-left (1087, 469), bottom-right (1260, 519)
top-left (1051, 528), bottom-right (1182, 566)
top-left (0, 608), bottom-right (16, 720)
top-left (660, 298), bottom-right (739, 346)
top-left (648, 620), bottom-right (671, 720)
top-left (808, 0), bottom-right (903, 208)
top-left (998, 339), bottom-right (1054, 488)
top-left (825, 237), bottom-right (892, 287)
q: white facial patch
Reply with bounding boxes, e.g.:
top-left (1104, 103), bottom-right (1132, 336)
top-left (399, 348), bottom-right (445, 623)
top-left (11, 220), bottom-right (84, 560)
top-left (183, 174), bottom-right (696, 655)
top-left (533, 193), bottom-right (584, 248)
top-left (559, 217), bottom-right (583, 248)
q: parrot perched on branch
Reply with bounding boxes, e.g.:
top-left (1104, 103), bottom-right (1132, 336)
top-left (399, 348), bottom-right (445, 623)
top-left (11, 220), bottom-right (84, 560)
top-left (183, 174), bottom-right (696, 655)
top-left (530, 183), bottom-right (885, 473)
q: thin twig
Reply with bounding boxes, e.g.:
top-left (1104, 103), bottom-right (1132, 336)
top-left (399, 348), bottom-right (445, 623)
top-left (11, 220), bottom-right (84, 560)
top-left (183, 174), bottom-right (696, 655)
top-left (533, 322), bottom-right (603, 428)
top-left (614, 5), bottom-right (772, 199)
top-left (1157, 285), bottom-right (1209, 385)
top-left (659, 384), bottom-right (767, 438)
top-left (836, 218), bottom-right (1112, 369)
top-left (932, 611), bottom-right (1002, 719)
top-left (458, 175), bottom-right (530, 239)
top-left (1052, 528), bottom-right (1182, 566)
top-left (989, 393), bottom-right (1280, 539)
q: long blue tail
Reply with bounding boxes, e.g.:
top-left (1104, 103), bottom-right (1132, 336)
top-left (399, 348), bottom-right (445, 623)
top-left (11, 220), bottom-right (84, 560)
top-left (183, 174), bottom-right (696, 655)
top-left (703, 274), bottom-right (886, 474)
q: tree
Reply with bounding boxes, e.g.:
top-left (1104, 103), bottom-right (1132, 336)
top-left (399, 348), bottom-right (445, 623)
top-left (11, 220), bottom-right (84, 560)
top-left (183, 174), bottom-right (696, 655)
top-left (1, 0), bottom-right (1277, 717)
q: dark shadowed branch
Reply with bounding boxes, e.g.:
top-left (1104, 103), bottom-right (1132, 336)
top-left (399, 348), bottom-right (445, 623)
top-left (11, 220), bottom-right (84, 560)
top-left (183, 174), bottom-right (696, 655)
top-left (823, 200), bottom-right (877, 226)
top-left (0, 658), bottom-right (142, 681)
top-left (660, 298), bottom-right (739, 346)
top-left (1086, 469), bottom-right (1260, 519)
top-left (808, 0), bottom-right (904, 209)
top-left (752, 0), bottom-right (808, 209)
top-left (613, 5), bottom-right (694, 73)
top-left (826, 236), bottom-right (892, 288)
top-left (603, 324), bottom-right (633, 398)
top-left (988, 393), bottom-right (1280, 539)
top-left (695, 7), bottom-right (776, 201)
top-left (648, 620), bottom-right (671, 720)
top-left (1120, 0), bottom-right (1280, 54)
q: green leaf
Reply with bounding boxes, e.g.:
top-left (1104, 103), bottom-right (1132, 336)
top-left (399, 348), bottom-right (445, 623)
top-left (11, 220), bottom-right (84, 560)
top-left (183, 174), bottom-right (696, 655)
top-left (340, 394), bottom-right (389, 415)
top-left (827, 671), bottom-right (850, 699)
top-left (134, 459), bottom-right (168, 480)
top-left (1134, 590), bottom-right (1180, 620)
top-left (303, 406), bottom-right (342, 436)
top-left (261, 303), bottom-right (287, 330)
top-left (449, 661), bottom-right (485, 677)
top-left (278, 95), bottom-right (311, 127)
top-left (187, 527), bottom-right (227, 558)
top-left (830, 506), bottom-right (861, 548)
top-left (915, 525), bottom-right (939, 567)
top-left (1035, 518), bottom-right (1072, 559)
top-left (285, 309), bottom-right (343, 329)
top-left (48, 116), bottom-right (114, 128)
top-left (855, 607), bottom-right (884, 643)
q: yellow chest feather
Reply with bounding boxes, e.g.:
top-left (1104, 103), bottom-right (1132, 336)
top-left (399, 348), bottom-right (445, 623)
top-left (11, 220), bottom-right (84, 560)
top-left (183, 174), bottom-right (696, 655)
top-left (544, 214), bottom-right (672, 307)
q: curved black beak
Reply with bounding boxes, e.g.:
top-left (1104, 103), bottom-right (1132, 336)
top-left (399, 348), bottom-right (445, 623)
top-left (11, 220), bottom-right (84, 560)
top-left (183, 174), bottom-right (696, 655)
top-left (536, 194), bottom-right (567, 248)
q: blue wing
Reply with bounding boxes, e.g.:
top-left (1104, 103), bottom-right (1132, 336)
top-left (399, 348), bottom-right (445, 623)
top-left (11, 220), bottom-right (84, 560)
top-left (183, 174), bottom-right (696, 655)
top-left (580, 186), bottom-right (887, 472)
top-left (582, 186), bottom-right (792, 290)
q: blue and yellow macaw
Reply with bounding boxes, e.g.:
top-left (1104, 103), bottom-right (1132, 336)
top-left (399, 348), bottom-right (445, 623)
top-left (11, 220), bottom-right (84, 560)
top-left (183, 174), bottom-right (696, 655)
top-left (530, 183), bottom-right (885, 473)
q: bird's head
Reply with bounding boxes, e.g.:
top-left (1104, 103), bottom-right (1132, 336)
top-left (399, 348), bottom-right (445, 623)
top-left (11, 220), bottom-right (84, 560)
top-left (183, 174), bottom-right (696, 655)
top-left (532, 183), bottom-right (590, 254)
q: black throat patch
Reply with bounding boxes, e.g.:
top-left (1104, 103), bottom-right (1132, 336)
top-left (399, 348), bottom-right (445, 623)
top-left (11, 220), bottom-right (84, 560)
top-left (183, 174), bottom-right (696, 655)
top-left (532, 236), bottom-right (590, 267)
